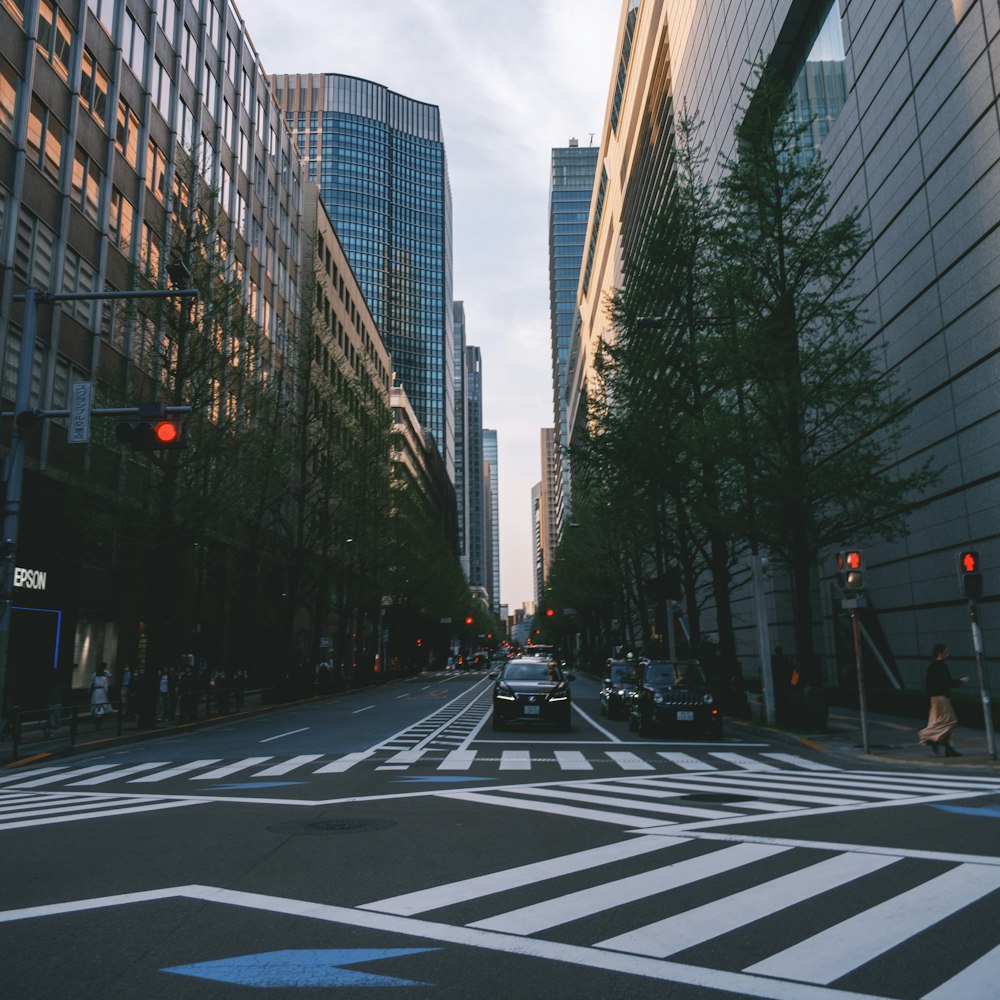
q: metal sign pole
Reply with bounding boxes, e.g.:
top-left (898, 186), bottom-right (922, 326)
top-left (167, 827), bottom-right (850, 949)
top-left (967, 600), bottom-right (997, 760)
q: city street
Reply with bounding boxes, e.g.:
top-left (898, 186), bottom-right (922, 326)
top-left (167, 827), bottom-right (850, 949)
top-left (3, 670), bottom-right (1000, 999)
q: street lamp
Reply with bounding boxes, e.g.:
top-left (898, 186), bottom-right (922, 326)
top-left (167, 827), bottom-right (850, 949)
top-left (0, 283), bottom-right (197, 732)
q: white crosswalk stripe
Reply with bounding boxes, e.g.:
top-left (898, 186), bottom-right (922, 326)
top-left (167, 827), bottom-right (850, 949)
top-left (356, 832), bottom-right (1000, 999)
top-left (0, 789), bottom-right (206, 829)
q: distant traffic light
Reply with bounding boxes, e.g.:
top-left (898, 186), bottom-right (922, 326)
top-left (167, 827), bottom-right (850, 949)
top-left (545, 608), bottom-right (554, 617)
top-left (957, 549), bottom-right (983, 599)
top-left (835, 549), bottom-right (865, 592)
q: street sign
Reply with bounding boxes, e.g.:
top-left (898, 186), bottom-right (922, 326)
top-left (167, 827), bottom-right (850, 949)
top-left (68, 381), bottom-right (93, 444)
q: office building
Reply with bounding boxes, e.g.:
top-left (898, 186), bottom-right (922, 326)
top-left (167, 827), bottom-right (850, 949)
top-left (548, 139), bottom-right (597, 531)
top-left (272, 72), bottom-right (455, 481)
top-left (483, 427), bottom-right (500, 614)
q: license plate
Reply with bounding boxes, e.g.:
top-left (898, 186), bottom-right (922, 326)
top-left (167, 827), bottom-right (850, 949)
top-left (677, 710), bottom-right (694, 721)
top-left (524, 705), bottom-right (541, 716)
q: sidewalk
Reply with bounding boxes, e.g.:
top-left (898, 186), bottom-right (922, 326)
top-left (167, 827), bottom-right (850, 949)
top-left (732, 703), bottom-right (1000, 770)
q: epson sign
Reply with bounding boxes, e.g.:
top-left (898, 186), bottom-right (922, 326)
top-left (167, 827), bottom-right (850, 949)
top-left (13, 567), bottom-right (47, 591)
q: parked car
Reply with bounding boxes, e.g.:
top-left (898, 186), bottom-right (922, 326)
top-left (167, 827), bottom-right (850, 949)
top-left (599, 659), bottom-right (638, 719)
top-left (491, 656), bottom-right (574, 731)
top-left (627, 659), bottom-right (723, 738)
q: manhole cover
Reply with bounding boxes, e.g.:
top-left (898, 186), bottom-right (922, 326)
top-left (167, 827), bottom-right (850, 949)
top-left (268, 818), bottom-right (396, 836)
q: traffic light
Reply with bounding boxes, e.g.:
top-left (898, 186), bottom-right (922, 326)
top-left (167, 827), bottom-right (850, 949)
top-left (546, 608), bottom-right (555, 617)
top-left (835, 549), bottom-right (865, 591)
top-left (957, 550), bottom-right (983, 599)
top-left (115, 405), bottom-right (187, 451)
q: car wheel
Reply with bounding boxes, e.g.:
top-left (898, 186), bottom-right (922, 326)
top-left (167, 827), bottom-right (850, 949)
top-left (627, 710), bottom-right (638, 732)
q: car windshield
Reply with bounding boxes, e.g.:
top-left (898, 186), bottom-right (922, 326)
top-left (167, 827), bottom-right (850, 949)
top-left (643, 661), bottom-right (706, 687)
top-left (504, 661), bottom-right (559, 682)
top-left (609, 663), bottom-right (636, 684)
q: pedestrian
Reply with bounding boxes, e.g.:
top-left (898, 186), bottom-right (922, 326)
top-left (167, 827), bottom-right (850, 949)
top-left (156, 668), bottom-right (171, 721)
top-left (918, 644), bottom-right (968, 757)
top-left (90, 663), bottom-right (111, 727)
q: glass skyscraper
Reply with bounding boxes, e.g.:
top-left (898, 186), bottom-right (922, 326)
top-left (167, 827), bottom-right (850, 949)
top-left (273, 73), bottom-right (455, 480)
top-left (549, 140), bottom-right (598, 533)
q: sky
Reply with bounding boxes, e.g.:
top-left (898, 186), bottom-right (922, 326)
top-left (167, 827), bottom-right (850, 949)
top-left (234, 0), bottom-right (623, 612)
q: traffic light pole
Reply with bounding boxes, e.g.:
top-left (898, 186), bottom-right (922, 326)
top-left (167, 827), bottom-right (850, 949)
top-left (843, 598), bottom-right (871, 754)
top-left (965, 600), bottom-right (997, 761)
top-left (0, 285), bottom-right (196, 735)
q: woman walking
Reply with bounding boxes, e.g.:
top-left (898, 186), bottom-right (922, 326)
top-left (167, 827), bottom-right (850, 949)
top-left (918, 644), bottom-right (967, 757)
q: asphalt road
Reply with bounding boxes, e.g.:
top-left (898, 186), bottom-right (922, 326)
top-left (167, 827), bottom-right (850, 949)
top-left (3, 670), bottom-right (1000, 999)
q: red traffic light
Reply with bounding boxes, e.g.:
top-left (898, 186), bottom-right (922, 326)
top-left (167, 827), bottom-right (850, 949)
top-left (153, 420), bottom-right (180, 445)
top-left (961, 551), bottom-right (978, 573)
top-left (545, 608), bottom-right (554, 617)
top-left (465, 616), bottom-right (473, 625)
top-left (845, 550), bottom-right (862, 570)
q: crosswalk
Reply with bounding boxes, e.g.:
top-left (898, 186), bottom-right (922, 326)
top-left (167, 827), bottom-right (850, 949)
top-left (356, 831), bottom-right (1000, 998)
top-left (439, 768), bottom-right (1000, 831)
top-left (0, 749), bottom-right (838, 789)
top-left (0, 788), bottom-right (206, 830)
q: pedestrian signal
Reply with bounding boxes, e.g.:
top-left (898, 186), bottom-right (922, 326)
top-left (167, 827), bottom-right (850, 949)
top-left (835, 549), bottom-right (865, 592)
top-left (957, 549), bottom-right (983, 600)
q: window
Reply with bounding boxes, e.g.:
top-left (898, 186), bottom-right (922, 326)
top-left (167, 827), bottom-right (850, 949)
top-left (71, 146), bottom-right (104, 223)
top-left (115, 97), bottom-right (140, 168)
top-left (145, 137), bottom-right (167, 202)
top-left (157, 0), bottom-right (177, 43)
top-left (152, 58), bottom-right (172, 117)
top-left (203, 63), bottom-right (218, 118)
top-left (122, 10), bottom-right (147, 81)
top-left (139, 222), bottom-right (161, 278)
top-left (79, 49), bottom-right (109, 126)
top-left (225, 36), bottom-right (238, 82)
top-left (26, 95), bottom-right (64, 181)
top-left (13, 210), bottom-right (56, 288)
top-left (61, 248), bottom-right (97, 323)
top-left (181, 25), bottom-right (198, 81)
top-left (108, 187), bottom-right (134, 251)
top-left (36, 0), bottom-right (72, 82)
top-left (0, 58), bottom-right (18, 138)
top-left (179, 98), bottom-right (195, 151)
top-left (4, 0), bottom-right (26, 27)
top-left (86, 0), bottom-right (112, 35)
top-left (791, 1), bottom-right (848, 160)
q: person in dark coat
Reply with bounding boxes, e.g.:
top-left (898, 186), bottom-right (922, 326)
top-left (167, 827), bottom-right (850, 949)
top-left (918, 644), bottom-right (968, 757)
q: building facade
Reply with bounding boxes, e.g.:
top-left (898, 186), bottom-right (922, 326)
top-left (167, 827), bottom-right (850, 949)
top-left (0, 0), bottom-right (305, 700)
top-left (272, 72), bottom-right (456, 482)
top-left (464, 344), bottom-right (486, 594)
top-left (571, 0), bottom-right (1000, 691)
top-left (452, 300), bottom-right (469, 576)
top-left (482, 427), bottom-right (500, 614)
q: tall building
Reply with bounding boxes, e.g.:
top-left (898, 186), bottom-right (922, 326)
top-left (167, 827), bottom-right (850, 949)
top-left (272, 72), bottom-right (455, 481)
top-left (453, 301), bottom-right (469, 576)
top-left (548, 140), bottom-right (598, 532)
top-left (482, 428), bottom-right (500, 614)
top-left (464, 345), bottom-right (487, 593)
top-left (531, 481), bottom-right (543, 607)
top-left (539, 427), bottom-right (558, 587)
top-left (572, 0), bottom-right (1000, 690)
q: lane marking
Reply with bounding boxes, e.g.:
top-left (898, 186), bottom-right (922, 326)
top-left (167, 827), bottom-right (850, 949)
top-left (260, 728), bottom-right (310, 743)
top-left (254, 755), bottom-right (324, 776)
top-left (352, 706), bottom-right (375, 714)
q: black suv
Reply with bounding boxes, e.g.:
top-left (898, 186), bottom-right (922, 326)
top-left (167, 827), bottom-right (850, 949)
top-left (491, 657), bottom-right (574, 731)
top-left (627, 659), bottom-right (723, 738)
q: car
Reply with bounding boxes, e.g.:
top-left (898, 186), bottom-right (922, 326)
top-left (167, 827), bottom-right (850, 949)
top-left (491, 656), bottom-right (574, 731)
top-left (599, 659), bottom-right (638, 719)
top-left (627, 659), bottom-right (723, 738)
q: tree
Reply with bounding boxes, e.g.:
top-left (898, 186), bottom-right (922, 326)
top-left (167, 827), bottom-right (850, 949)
top-left (713, 63), bottom-right (937, 682)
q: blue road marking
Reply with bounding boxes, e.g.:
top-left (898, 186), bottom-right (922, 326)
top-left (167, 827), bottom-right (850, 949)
top-left (934, 803), bottom-right (1000, 819)
top-left (163, 948), bottom-right (437, 987)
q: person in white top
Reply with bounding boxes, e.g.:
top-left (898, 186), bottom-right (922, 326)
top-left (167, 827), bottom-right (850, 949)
top-left (90, 663), bottom-right (111, 727)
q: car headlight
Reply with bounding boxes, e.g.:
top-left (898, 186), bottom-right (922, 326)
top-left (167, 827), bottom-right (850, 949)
top-left (495, 686), bottom-right (516, 702)
top-left (703, 693), bottom-right (714, 705)
top-left (548, 685), bottom-right (569, 702)
top-left (653, 692), bottom-right (664, 705)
